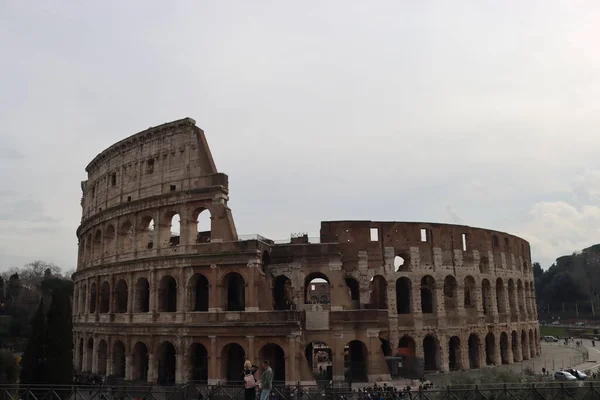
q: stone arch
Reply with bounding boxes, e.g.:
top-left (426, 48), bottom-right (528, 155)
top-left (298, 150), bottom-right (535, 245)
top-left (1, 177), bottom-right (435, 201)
top-left (137, 215), bottom-right (154, 250)
top-left (166, 212), bottom-right (181, 247)
top-left (507, 279), bottom-right (517, 313)
top-left (345, 340), bottom-right (368, 382)
top-left (398, 335), bottom-right (416, 358)
top-left (97, 339), bottom-right (108, 375)
top-left (485, 333), bottom-right (496, 365)
top-left (223, 272), bottom-right (245, 311)
top-left (500, 332), bottom-right (509, 364)
top-left (305, 272), bottom-right (330, 304)
top-left (89, 282), bottom-right (97, 313)
top-left (528, 329), bottom-right (535, 358)
top-left (396, 277), bottom-right (411, 314)
top-left (112, 340), bottom-right (126, 378)
top-left (158, 275), bottom-right (177, 312)
top-left (78, 338), bottom-right (84, 370)
top-left (273, 275), bottom-right (292, 311)
top-left (86, 338), bottom-right (93, 371)
top-left (114, 279), bottom-right (128, 313)
top-left (194, 207), bottom-right (212, 243)
top-left (305, 341), bottom-right (332, 381)
top-left (468, 334), bottom-right (480, 369)
top-left (221, 343), bottom-right (245, 383)
top-left (421, 275), bottom-right (436, 314)
top-left (118, 219), bottom-right (134, 254)
top-left (132, 341), bottom-right (149, 381)
top-left (188, 342), bottom-right (209, 382)
top-left (444, 275), bottom-right (458, 312)
top-left (464, 276), bottom-right (476, 308)
top-left (521, 330), bottom-right (530, 361)
top-left (104, 224), bottom-right (116, 257)
top-left (423, 335), bottom-right (440, 371)
top-left (135, 277), bottom-right (150, 313)
top-left (93, 229), bottom-right (102, 260)
top-left (517, 279), bottom-right (525, 315)
top-left (394, 255), bottom-right (406, 272)
top-left (448, 336), bottom-right (462, 371)
top-left (259, 343), bottom-right (286, 383)
top-left (99, 281), bottom-right (110, 313)
top-left (345, 277), bottom-right (360, 309)
top-left (157, 341), bottom-right (177, 386)
top-left (511, 331), bottom-right (520, 362)
top-left (496, 278), bottom-right (507, 313)
top-left (369, 275), bottom-right (387, 310)
top-left (481, 279), bottom-right (492, 314)
top-left (188, 273), bottom-right (209, 312)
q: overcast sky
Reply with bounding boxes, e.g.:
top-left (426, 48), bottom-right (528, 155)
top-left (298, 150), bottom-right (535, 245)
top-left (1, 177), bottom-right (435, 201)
top-left (1, 1), bottom-right (600, 272)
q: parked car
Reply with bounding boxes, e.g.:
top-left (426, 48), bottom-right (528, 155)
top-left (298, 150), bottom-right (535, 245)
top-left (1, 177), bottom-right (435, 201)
top-left (554, 371), bottom-right (577, 381)
top-left (544, 336), bottom-right (559, 342)
top-left (566, 369), bottom-right (588, 380)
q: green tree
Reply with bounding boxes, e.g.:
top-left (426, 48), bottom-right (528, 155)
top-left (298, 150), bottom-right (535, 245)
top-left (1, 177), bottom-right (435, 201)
top-left (18, 297), bottom-right (45, 385)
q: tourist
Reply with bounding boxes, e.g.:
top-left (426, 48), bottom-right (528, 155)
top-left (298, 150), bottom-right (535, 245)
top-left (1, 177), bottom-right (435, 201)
top-left (259, 360), bottom-right (273, 400)
top-left (243, 360), bottom-right (259, 400)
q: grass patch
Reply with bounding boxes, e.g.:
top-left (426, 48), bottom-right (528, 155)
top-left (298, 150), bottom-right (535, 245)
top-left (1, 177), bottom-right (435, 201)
top-left (539, 326), bottom-right (569, 337)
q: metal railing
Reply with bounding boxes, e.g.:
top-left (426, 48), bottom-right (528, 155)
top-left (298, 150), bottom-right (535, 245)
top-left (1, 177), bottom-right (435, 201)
top-left (5, 382), bottom-right (600, 400)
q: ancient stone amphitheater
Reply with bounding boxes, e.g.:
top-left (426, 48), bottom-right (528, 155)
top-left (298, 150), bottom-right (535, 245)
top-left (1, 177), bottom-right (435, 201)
top-left (72, 118), bottom-right (541, 385)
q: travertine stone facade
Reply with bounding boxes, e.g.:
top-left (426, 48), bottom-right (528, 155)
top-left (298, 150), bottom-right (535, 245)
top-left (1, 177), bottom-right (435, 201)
top-left (72, 118), bottom-right (541, 385)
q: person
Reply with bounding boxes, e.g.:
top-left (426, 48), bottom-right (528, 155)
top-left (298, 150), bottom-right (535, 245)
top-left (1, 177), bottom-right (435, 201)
top-left (259, 360), bottom-right (273, 400)
top-left (243, 360), bottom-right (259, 400)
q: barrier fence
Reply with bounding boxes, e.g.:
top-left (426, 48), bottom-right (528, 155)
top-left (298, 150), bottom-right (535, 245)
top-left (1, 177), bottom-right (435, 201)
top-left (5, 382), bottom-right (600, 400)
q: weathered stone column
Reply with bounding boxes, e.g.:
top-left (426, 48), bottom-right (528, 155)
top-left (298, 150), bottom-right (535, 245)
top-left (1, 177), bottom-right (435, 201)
top-left (246, 262), bottom-right (258, 311)
top-left (478, 339), bottom-right (486, 369)
top-left (438, 333), bottom-right (448, 373)
top-left (147, 354), bottom-right (156, 383)
top-left (175, 354), bottom-right (184, 384)
top-left (247, 336), bottom-right (255, 362)
top-left (92, 338), bottom-right (99, 373)
top-left (435, 283), bottom-right (446, 317)
top-left (494, 333), bottom-right (502, 366)
top-left (332, 333), bottom-right (345, 383)
top-left (287, 334), bottom-right (297, 384)
top-left (209, 336), bottom-right (218, 384)
top-left (210, 265), bottom-right (220, 311)
top-left (125, 355), bottom-right (133, 380)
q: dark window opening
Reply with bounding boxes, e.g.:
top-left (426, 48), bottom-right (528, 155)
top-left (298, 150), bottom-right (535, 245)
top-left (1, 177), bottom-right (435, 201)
top-left (127, 196), bottom-right (132, 202)
top-left (146, 159), bottom-right (155, 174)
top-left (111, 173), bottom-right (117, 187)
top-left (170, 185), bottom-right (176, 191)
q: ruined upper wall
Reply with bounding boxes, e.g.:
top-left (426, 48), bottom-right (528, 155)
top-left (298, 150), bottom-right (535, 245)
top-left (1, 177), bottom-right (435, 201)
top-left (80, 118), bottom-right (227, 222)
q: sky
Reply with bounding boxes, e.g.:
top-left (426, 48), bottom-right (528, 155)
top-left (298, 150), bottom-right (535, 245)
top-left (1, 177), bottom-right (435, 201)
top-left (1, 1), bottom-right (600, 272)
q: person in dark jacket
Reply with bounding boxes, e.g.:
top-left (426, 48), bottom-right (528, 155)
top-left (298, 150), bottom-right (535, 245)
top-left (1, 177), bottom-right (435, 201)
top-left (243, 360), bottom-right (259, 400)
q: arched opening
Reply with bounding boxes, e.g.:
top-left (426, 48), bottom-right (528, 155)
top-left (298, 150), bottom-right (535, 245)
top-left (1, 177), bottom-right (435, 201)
top-left (379, 338), bottom-right (392, 357)
top-left (262, 251), bottom-right (271, 274)
top-left (482, 279), bottom-right (492, 314)
top-left (78, 339), bottom-right (84, 370)
top-left (529, 330), bottom-right (535, 358)
top-left (521, 330), bottom-right (530, 361)
top-left (273, 275), bottom-right (293, 311)
top-left (89, 282), bottom-right (97, 313)
top-left (485, 333), bottom-right (496, 365)
top-left (158, 341), bottom-right (176, 386)
top-left (511, 331), bottom-right (520, 362)
top-left (496, 278), bottom-right (507, 313)
top-left (104, 225), bottom-right (116, 257)
top-left (194, 208), bottom-right (212, 243)
top-left (222, 343), bottom-right (245, 383)
top-left (115, 279), bottom-right (128, 313)
top-left (517, 280), bottom-right (525, 315)
top-left (137, 216), bottom-right (154, 250)
top-left (369, 275), bottom-right (387, 310)
top-left (135, 278), bottom-right (150, 313)
top-left (463, 276), bottom-right (476, 308)
top-left (86, 338), bottom-right (93, 372)
top-left (80, 284), bottom-right (87, 314)
top-left (398, 336), bottom-right (416, 358)
top-left (305, 273), bottom-right (330, 304)
top-left (500, 332), bottom-right (509, 364)
top-left (448, 336), bottom-right (462, 371)
top-left (305, 341), bottom-right (332, 381)
top-left (188, 343), bottom-right (208, 382)
top-left (345, 340), bottom-right (368, 382)
top-left (118, 220), bottom-right (134, 254)
top-left (97, 340), bottom-right (108, 375)
top-left (423, 335), bottom-right (439, 371)
top-left (189, 274), bottom-right (209, 311)
top-left (158, 275), bottom-right (177, 312)
top-left (468, 334), bottom-right (480, 369)
top-left (99, 281), bottom-right (110, 313)
top-left (168, 213), bottom-right (180, 246)
top-left (93, 230), bottom-right (102, 260)
top-left (420, 276), bottom-right (435, 314)
top-left (508, 279), bottom-right (517, 314)
top-left (259, 343), bottom-right (286, 383)
top-left (396, 277), bottom-right (411, 314)
top-left (112, 341), bottom-right (126, 378)
top-left (345, 277), bottom-right (360, 309)
top-left (223, 272), bottom-right (245, 311)
top-left (394, 255), bottom-right (406, 272)
top-left (444, 275), bottom-right (458, 312)
top-left (132, 342), bottom-right (149, 382)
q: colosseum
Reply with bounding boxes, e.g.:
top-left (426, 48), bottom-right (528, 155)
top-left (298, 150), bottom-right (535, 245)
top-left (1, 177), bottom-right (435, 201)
top-left (72, 117), bottom-right (541, 386)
